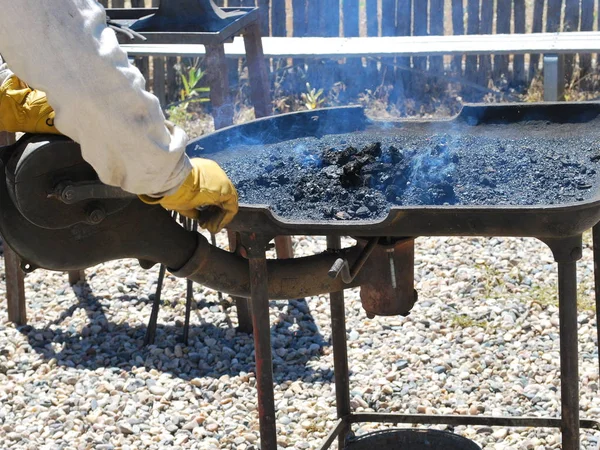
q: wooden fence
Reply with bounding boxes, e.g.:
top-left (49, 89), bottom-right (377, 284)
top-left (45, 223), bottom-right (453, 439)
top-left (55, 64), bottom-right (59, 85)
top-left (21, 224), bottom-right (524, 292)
top-left (102, 0), bottom-right (600, 106)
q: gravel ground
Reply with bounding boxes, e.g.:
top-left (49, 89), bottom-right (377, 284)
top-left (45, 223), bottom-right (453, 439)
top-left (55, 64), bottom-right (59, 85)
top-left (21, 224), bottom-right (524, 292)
top-left (1, 231), bottom-right (600, 450)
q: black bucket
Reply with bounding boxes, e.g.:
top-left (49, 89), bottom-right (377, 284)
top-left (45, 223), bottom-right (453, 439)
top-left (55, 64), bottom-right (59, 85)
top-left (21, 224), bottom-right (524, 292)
top-left (345, 429), bottom-right (482, 450)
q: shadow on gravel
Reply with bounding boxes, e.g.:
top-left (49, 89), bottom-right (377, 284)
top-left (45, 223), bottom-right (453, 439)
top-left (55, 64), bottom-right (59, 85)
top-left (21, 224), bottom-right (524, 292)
top-left (17, 282), bottom-right (332, 384)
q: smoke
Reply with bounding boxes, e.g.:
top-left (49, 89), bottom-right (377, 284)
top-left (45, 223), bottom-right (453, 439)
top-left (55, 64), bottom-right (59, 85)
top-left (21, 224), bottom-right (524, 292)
top-left (404, 137), bottom-right (458, 205)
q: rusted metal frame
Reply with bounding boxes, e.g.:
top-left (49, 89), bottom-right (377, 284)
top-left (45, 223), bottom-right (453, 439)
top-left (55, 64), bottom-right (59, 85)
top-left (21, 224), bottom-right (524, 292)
top-left (328, 237), bottom-right (379, 283)
top-left (345, 413), bottom-right (600, 430)
top-left (327, 236), bottom-right (352, 449)
top-left (182, 218), bottom-right (198, 345)
top-left (557, 258), bottom-right (580, 450)
top-left (4, 243), bottom-right (26, 325)
top-left (144, 263), bottom-right (166, 346)
top-left (1, 131), bottom-right (26, 325)
top-left (317, 418), bottom-right (349, 450)
top-left (205, 43), bottom-right (234, 129)
top-left (541, 234), bottom-right (583, 450)
top-left (242, 232), bottom-right (277, 450)
top-left (68, 270), bottom-right (86, 285)
top-left (593, 223), bottom-right (600, 382)
top-left (226, 230), bottom-right (253, 333)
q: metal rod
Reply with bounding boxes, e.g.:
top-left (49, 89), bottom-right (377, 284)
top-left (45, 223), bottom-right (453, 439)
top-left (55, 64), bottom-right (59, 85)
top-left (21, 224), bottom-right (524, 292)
top-left (246, 236), bottom-right (277, 450)
top-left (210, 232), bottom-right (224, 302)
top-left (318, 418), bottom-right (347, 450)
top-left (144, 263), bottom-right (166, 346)
top-left (557, 260), bottom-right (580, 450)
top-left (182, 220), bottom-right (198, 345)
top-left (347, 413), bottom-right (600, 430)
top-left (593, 224), bottom-right (600, 383)
top-left (327, 235), bottom-right (352, 450)
top-left (328, 237), bottom-right (379, 283)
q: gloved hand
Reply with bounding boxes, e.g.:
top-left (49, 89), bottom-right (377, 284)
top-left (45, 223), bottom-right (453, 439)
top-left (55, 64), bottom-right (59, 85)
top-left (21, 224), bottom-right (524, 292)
top-left (0, 74), bottom-right (60, 134)
top-left (139, 158), bottom-right (238, 233)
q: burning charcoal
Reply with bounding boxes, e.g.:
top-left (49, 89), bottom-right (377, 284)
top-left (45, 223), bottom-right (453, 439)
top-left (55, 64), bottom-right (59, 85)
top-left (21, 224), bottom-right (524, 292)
top-left (480, 176), bottom-right (496, 188)
top-left (277, 174), bottom-right (289, 184)
top-left (322, 206), bottom-right (335, 217)
top-left (264, 164), bottom-right (275, 173)
top-left (388, 145), bottom-right (404, 164)
top-left (293, 189), bottom-right (304, 201)
top-left (367, 201), bottom-right (378, 212)
top-left (451, 153), bottom-right (459, 164)
top-left (356, 206), bottom-right (370, 218)
top-left (591, 154), bottom-right (600, 163)
top-left (433, 141), bottom-right (448, 155)
top-left (340, 161), bottom-right (364, 187)
top-left (385, 185), bottom-right (399, 201)
top-left (362, 142), bottom-right (382, 157)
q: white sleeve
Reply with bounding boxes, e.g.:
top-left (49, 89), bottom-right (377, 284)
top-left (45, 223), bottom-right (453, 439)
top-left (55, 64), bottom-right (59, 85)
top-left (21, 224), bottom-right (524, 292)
top-left (0, 0), bottom-right (192, 196)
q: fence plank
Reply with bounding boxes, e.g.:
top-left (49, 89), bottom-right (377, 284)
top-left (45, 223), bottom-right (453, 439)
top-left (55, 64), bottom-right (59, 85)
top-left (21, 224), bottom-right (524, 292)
top-left (451, 0), bottom-right (465, 75)
top-left (257, 0), bottom-right (270, 36)
top-left (513, 0), bottom-right (526, 86)
top-left (465, 0), bottom-right (480, 84)
top-left (564, 0), bottom-right (580, 82)
top-left (393, 0), bottom-right (412, 104)
top-left (291, 0), bottom-right (307, 93)
top-left (365, 0), bottom-right (379, 89)
top-left (529, 0), bottom-right (545, 81)
top-left (479, 0), bottom-right (494, 84)
top-left (413, 0), bottom-right (429, 74)
top-left (111, 0), bottom-right (124, 7)
top-left (167, 57), bottom-right (179, 104)
top-left (343, 0), bottom-right (361, 97)
top-left (381, 0), bottom-right (396, 84)
top-left (271, 0), bottom-right (286, 36)
top-left (580, 0), bottom-right (594, 76)
top-left (429, 0), bottom-right (445, 75)
top-left (546, 0), bottom-right (563, 32)
top-left (494, 0), bottom-right (511, 79)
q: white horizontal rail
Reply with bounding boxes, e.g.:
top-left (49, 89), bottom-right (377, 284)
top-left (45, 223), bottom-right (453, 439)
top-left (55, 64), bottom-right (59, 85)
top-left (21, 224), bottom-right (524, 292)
top-left (121, 31), bottom-right (600, 58)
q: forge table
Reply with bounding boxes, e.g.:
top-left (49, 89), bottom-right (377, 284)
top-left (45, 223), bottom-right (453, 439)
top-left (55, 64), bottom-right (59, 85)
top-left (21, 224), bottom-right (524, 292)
top-left (186, 104), bottom-right (600, 450)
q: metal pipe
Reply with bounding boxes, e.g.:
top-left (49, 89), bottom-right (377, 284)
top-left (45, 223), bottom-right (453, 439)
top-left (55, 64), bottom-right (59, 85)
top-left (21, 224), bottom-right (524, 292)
top-left (327, 236), bottom-right (352, 450)
top-left (170, 233), bottom-right (367, 299)
top-left (347, 413), bottom-right (600, 430)
top-left (557, 260), bottom-right (580, 450)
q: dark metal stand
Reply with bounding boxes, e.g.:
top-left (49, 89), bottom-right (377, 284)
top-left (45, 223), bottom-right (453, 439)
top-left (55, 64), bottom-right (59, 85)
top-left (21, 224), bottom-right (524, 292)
top-left (313, 234), bottom-right (596, 450)
top-left (243, 233), bottom-right (278, 450)
top-left (593, 224), bottom-right (600, 383)
top-left (327, 236), bottom-right (352, 449)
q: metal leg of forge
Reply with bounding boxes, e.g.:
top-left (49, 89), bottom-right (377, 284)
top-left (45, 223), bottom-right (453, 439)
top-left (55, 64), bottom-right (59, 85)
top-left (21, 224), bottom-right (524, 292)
top-left (242, 233), bottom-right (278, 450)
top-left (327, 236), bottom-right (352, 449)
top-left (593, 224), bottom-right (600, 383)
top-left (542, 235), bottom-right (583, 450)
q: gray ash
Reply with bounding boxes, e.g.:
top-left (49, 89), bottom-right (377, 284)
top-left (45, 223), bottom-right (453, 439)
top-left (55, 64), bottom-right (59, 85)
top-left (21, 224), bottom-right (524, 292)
top-left (203, 130), bottom-right (600, 221)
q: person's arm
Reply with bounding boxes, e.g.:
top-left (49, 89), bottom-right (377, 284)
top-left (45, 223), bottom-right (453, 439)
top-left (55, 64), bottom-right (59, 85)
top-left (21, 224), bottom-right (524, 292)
top-left (0, 0), bottom-right (190, 196)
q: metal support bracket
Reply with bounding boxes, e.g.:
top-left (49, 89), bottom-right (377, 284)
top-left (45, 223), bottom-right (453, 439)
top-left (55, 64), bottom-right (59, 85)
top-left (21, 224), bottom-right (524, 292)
top-left (543, 53), bottom-right (565, 102)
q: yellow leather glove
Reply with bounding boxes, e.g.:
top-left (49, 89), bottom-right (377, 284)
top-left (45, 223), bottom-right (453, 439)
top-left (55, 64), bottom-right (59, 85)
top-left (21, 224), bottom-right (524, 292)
top-left (140, 158), bottom-right (238, 233)
top-left (0, 74), bottom-right (59, 134)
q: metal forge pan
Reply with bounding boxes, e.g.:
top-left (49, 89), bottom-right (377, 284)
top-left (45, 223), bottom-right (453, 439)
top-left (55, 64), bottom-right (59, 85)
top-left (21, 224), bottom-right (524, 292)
top-left (190, 103), bottom-right (600, 239)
